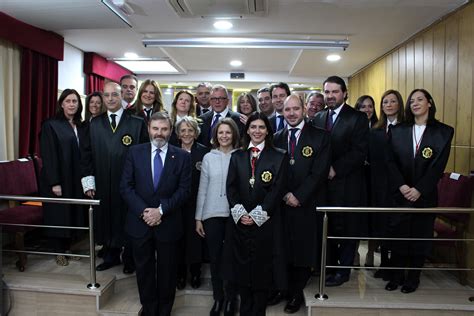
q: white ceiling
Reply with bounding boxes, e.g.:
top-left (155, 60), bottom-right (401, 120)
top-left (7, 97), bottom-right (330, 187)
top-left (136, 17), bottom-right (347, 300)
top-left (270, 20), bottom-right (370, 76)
top-left (0, 0), bottom-right (468, 89)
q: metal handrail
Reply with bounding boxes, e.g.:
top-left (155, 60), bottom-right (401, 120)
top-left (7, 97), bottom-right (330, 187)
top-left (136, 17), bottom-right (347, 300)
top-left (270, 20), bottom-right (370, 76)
top-left (0, 194), bottom-right (101, 290)
top-left (315, 206), bottom-right (474, 301)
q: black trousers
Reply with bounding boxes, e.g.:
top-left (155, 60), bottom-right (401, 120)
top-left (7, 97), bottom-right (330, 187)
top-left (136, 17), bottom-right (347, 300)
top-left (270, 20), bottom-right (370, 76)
top-left (239, 285), bottom-right (267, 316)
top-left (288, 265), bottom-right (311, 297)
top-left (203, 217), bottom-right (236, 301)
top-left (390, 253), bottom-right (424, 286)
top-left (131, 235), bottom-right (177, 316)
top-left (327, 239), bottom-right (356, 277)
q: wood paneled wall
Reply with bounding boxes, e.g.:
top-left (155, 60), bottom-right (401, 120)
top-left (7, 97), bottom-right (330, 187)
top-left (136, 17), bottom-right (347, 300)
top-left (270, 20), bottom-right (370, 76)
top-left (349, 2), bottom-right (474, 285)
top-left (349, 2), bottom-right (474, 175)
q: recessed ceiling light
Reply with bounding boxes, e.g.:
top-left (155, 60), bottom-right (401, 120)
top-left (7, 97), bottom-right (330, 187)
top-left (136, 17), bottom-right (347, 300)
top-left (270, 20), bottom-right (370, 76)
top-left (327, 54), bottom-right (341, 62)
top-left (124, 52), bottom-right (138, 59)
top-left (230, 60), bottom-right (242, 67)
top-left (214, 20), bottom-right (233, 30)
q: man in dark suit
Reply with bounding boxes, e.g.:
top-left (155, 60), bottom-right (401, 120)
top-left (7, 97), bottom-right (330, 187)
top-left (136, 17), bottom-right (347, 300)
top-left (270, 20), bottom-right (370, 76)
top-left (195, 82), bottom-right (212, 116)
top-left (197, 84), bottom-right (244, 147)
top-left (269, 82), bottom-right (291, 133)
top-left (311, 76), bottom-right (369, 287)
top-left (120, 112), bottom-right (192, 316)
top-left (273, 95), bottom-right (331, 313)
top-left (257, 87), bottom-right (274, 118)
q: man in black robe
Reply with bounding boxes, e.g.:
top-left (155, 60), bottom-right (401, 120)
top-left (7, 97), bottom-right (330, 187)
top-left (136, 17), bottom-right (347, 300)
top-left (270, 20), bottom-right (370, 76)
top-left (81, 82), bottom-right (148, 272)
top-left (273, 95), bottom-right (331, 313)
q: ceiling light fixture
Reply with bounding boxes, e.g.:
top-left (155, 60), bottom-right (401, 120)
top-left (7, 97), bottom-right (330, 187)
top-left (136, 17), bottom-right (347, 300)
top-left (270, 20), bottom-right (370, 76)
top-left (326, 54), bottom-right (341, 62)
top-left (110, 58), bottom-right (180, 74)
top-left (230, 60), bottom-right (242, 67)
top-left (124, 52), bottom-right (138, 59)
top-left (214, 20), bottom-right (233, 30)
top-left (101, 0), bottom-right (133, 28)
top-left (143, 37), bottom-right (349, 50)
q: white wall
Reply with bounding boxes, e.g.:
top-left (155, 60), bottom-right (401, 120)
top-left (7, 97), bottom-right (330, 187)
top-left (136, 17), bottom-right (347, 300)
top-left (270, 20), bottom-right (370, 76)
top-left (58, 42), bottom-right (85, 95)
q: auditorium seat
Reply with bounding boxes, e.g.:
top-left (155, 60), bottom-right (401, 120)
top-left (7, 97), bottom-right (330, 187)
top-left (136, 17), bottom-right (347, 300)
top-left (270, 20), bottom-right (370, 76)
top-left (433, 172), bottom-right (473, 285)
top-left (0, 158), bottom-right (43, 271)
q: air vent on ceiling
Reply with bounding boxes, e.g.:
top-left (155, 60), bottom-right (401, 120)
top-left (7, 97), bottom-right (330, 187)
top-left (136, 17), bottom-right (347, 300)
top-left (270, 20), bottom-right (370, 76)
top-left (168, 0), bottom-right (268, 18)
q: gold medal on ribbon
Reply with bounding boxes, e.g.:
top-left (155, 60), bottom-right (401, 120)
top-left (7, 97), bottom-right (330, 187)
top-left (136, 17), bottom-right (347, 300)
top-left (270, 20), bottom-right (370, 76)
top-left (122, 134), bottom-right (133, 146)
top-left (289, 158), bottom-right (295, 165)
top-left (249, 177), bottom-right (255, 188)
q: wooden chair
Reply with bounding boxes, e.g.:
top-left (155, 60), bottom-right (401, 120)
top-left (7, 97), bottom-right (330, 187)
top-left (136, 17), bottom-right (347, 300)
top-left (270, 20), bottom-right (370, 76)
top-left (0, 158), bottom-right (43, 271)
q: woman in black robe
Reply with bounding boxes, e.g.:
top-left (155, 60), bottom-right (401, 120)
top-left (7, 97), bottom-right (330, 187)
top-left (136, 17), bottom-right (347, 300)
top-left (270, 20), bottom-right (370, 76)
top-left (385, 89), bottom-right (453, 293)
top-left (225, 112), bottom-right (287, 316)
top-left (175, 116), bottom-right (209, 289)
top-left (40, 89), bottom-right (86, 266)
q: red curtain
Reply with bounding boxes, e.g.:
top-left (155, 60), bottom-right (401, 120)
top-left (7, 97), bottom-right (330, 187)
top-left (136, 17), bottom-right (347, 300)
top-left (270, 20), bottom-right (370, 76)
top-left (19, 48), bottom-right (58, 157)
top-left (86, 73), bottom-right (105, 95)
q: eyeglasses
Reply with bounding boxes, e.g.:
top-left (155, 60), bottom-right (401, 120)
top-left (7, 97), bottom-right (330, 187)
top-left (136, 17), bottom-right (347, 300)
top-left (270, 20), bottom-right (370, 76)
top-left (210, 97), bottom-right (228, 102)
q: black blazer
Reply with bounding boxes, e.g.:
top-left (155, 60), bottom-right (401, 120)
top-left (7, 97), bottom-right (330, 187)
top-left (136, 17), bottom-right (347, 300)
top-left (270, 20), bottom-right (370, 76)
top-left (197, 110), bottom-right (244, 147)
top-left (120, 143), bottom-right (192, 241)
top-left (387, 121), bottom-right (454, 208)
top-left (269, 114), bottom-right (277, 133)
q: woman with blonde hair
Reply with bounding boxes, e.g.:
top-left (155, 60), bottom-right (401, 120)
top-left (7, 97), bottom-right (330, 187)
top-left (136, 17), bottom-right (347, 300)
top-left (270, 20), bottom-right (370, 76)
top-left (134, 79), bottom-right (164, 124)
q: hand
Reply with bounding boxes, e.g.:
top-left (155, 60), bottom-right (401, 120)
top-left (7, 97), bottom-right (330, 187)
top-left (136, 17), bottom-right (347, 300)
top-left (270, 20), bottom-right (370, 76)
top-left (85, 189), bottom-right (95, 198)
top-left (285, 192), bottom-right (301, 207)
top-left (399, 184), bottom-right (410, 195)
top-left (404, 187), bottom-right (421, 202)
top-left (143, 207), bottom-right (162, 226)
top-left (196, 220), bottom-right (205, 238)
top-left (239, 114), bottom-right (248, 125)
top-left (240, 215), bottom-right (255, 226)
top-left (52, 185), bottom-right (62, 197)
top-left (328, 166), bottom-right (336, 180)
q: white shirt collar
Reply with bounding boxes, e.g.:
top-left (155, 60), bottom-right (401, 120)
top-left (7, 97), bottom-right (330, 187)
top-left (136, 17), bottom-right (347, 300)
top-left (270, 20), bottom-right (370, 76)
top-left (248, 141), bottom-right (265, 152)
top-left (214, 107), bottom-right (229, 119)
top-left (288, 120), bottom-right (305, 131)
top-left (108, 107), bottom-right (124, 122)
top-left (152, 141), bottom-right (168, 153)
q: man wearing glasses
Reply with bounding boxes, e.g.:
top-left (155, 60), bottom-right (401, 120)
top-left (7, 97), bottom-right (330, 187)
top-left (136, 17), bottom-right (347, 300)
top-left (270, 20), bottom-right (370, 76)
top-left (197, 84), bottom-right (244, 148)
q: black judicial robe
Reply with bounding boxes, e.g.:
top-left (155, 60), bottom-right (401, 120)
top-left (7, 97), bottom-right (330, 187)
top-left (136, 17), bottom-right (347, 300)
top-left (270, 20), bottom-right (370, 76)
top-left (386, 121), bottom-right (453, 255)
top-left (39, 119), bottom-right (86, 239)
top-left (81, 112), bottom-right (148, 247)
top-left (225, 146), bottom-right (288, 289)
top-left (311, 104), bottom-right (369, 237)
top-left (273, 123), bottom-right (331, 267)
top-left (182, 142), bottom-right (209, 263)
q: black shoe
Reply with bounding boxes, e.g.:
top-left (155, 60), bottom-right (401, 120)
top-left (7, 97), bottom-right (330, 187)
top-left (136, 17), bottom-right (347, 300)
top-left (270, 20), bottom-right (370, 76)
top-left (190, 275), bottom-right (201, 289)
top-left (97, 246), bottom-right (106, 258)
top-left (284, 294), bottom-right (303, 314)
top-left (267, 291), bottom-right (285, 306)
top-left (210, 300), bottom-right (223, 316)
top-left (325, 273), bottom-right (349, 287)
top-left (385, 281), bottom-right (399, 291)
top-left (176, 277), bottom-right (186, 290)
top-left (96, 260), bottom-right (120, 271)
top-left (123, 263), bottom-right (135, 274)
top-left (223, 299), bottom-right (236, 316)
top-left (401, 283), bottom-right (418, 294)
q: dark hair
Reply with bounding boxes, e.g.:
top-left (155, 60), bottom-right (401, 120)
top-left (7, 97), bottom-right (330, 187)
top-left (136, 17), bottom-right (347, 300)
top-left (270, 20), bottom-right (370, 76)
top-left (270, 82), bottom-right (291, 97)
top-left (135, 79), bottom-right (164, 113)
top-left (323, 76), bottom-right (348, 101)
top-left (150, 111), bottom-right (173, 130)
top-left (374, 89), bottom-right (405, 129)
top-left (120, 74), bottom-right (138, 85)
top-left (85, 91), bottom-right (104, 121)
top-left (211, 118), bottom-right (240, 149)
top-left (306, 91), bottom-right (324, 103)
top-left (55, 89), bottom-right (83, 125)
top-left (355, 95), bottom-right (378, 127)
top-left (237, 93), bottom-right (257, 115)
top-left (405, 89), bottom-right (437, 124)
top-left (257, 87), bottom-right (270, 95)
top-left (241, 112), bottom-right (274, 149)
top-left (196, 82), bottom-right (212, 90)
top-left (170, 90), bottom-right (196, 122)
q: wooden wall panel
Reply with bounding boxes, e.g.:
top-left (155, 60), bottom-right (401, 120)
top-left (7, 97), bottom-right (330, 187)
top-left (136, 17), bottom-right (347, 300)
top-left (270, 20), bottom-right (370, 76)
top-left (398, 46), bottom-right (407, 99)
top-left (444, 18), bottom-right (459, 137)
top-left (423, 30), bottom-right (434, 93)
top-left (432, 22), bottom-right (446, 122)
top-left (414, 38), bottom-right (424, 88)
top-left (392, 50), bottom-right (399, 91)
top-left (405, 41), bottom-right (415, 93)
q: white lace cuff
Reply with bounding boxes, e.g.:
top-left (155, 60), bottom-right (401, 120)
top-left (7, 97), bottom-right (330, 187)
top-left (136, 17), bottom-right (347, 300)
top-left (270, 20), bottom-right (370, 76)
top-left (248, 205), bottom-right (269, 227)
top-left (81, 176), bottom-right (96, 193)
top-left (231, 204), bottom-right (248, 224)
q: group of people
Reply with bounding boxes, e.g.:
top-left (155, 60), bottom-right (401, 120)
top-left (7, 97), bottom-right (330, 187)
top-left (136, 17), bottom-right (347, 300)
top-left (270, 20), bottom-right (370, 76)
top-left (38, 74), bottom-right (453, 316)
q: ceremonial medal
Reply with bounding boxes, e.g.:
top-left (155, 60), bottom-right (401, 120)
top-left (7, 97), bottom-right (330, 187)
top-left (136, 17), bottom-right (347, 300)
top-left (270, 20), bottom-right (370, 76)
top-left (261, 171), bottom-right (272, 183)
top-left (422, 147), bottom-right (433, 159)
top-left (122, 134), bottom-right (133, 146)
top-left (302, 145), bottom-right (313, 157)
top-left (249, 177), bottom-right (255, 187)
top-left (289, 158), bottom-right (295, 165)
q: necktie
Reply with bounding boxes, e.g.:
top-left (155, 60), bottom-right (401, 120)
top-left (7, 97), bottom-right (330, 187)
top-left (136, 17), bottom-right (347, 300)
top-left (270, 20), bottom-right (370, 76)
top-left (202, 108), bottom-right (210, 114)
top-left (289, 128), bottom-right (298, 158)
top-left (326, 110), bottom-right (336, 131)
top-left (144, 108), bottom-right (152, 121)
top-left (153, 148), bottom-right (163, 190)
top-left (110, 114), bottom-right (117, 130)
top-left (209, 113), bottom-right (221, 138)
top-left (126, 103), bottom-right (133, 109)
top-left (250, 147), bottom-right (260, 188)
top-left (277, 115), bottom-right (284, 131)
top-left (386, 124), bottom-right (393, 138)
